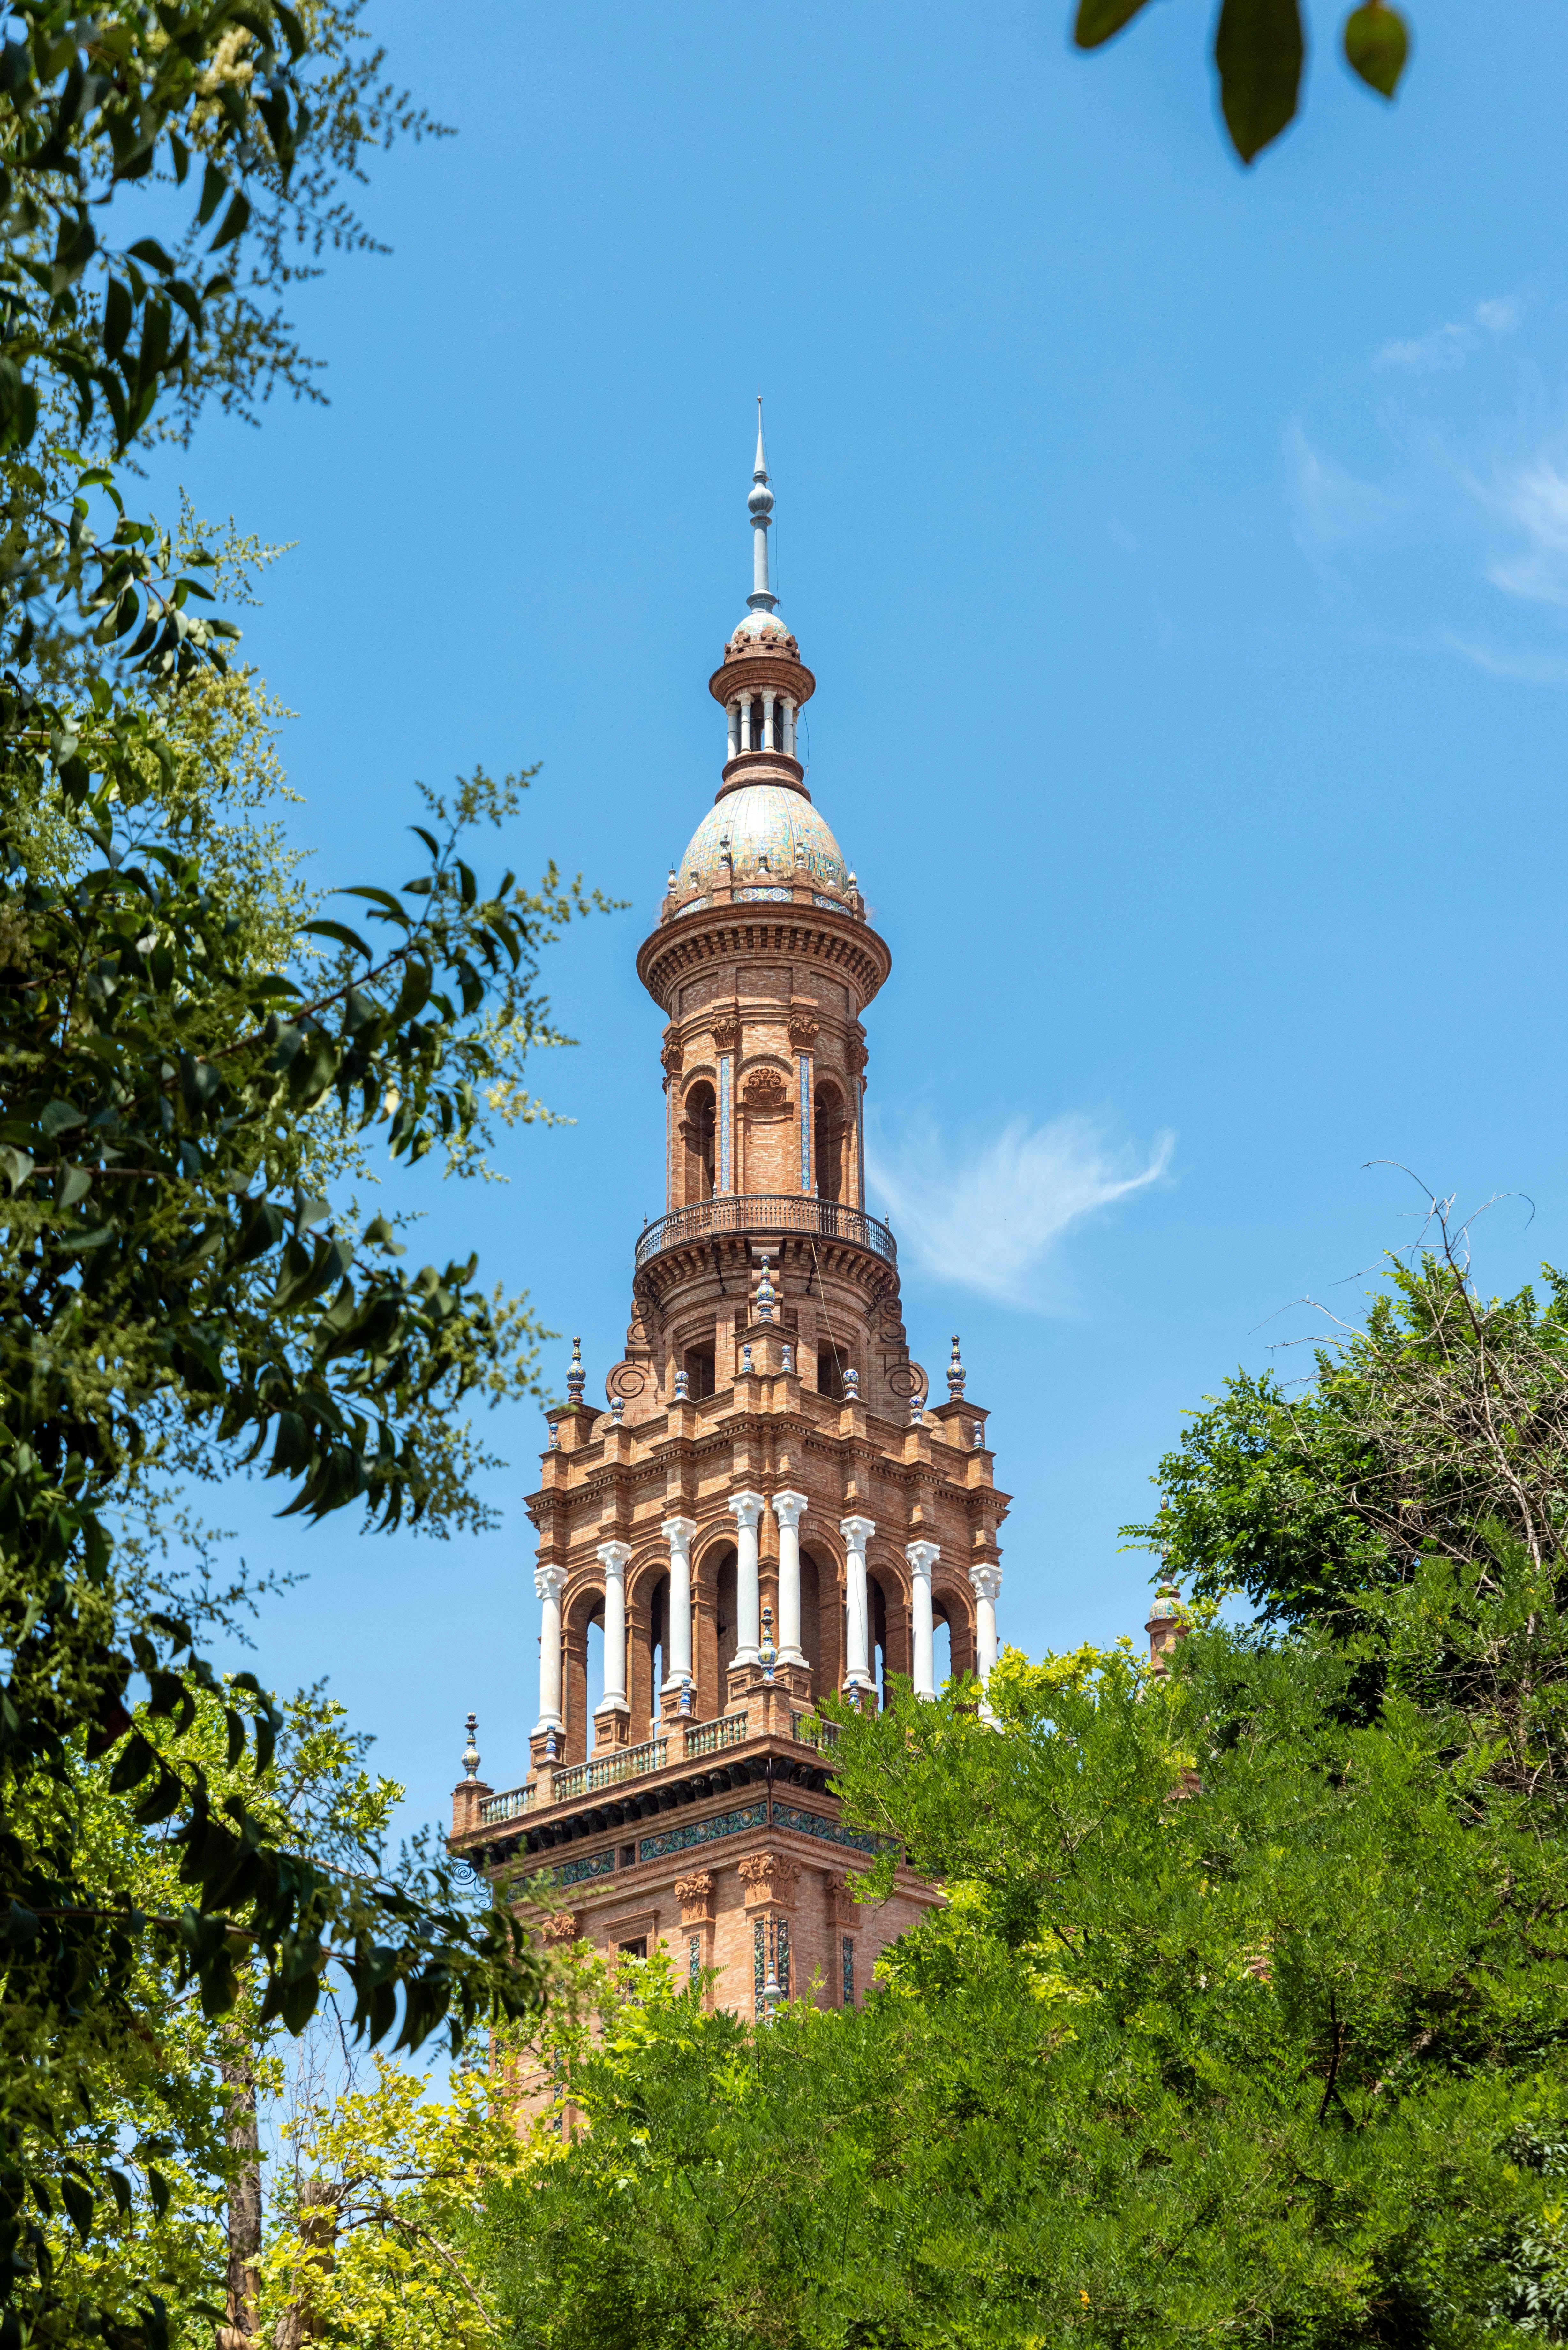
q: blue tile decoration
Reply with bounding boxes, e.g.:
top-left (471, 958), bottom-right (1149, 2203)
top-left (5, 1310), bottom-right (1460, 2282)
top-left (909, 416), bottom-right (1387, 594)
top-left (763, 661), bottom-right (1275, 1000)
top-left (719, 1055), bottom-right (732, 1193)
top-left (549, 1849), bottom-right (616, 1888)
top-left (737, 885), bottom-right (791, 902)
top-left (771, 1803), bottom-right (896, 1857)
top-left (637, 1801), bottom-right (767, 1864)
top-left (778, 1917), bottom-right (790, 2001)
top-left (688, 1933), bottom-right (702, 1990)
top-left (842, 1934), bottom-right (854, 2008)
top-left (753, 1918), bottom-right (765, 2021)
top-left (813, 894), bottom-right (840, 910)
top-left (798, 1054), bottom-right (811, 1191)
top-left (680, 785), bottom-right (848, 896)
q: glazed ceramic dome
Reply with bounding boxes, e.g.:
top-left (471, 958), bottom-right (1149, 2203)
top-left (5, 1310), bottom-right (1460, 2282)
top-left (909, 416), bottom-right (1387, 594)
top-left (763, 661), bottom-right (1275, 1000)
top-left (678, 785), bottom-right (848, 895)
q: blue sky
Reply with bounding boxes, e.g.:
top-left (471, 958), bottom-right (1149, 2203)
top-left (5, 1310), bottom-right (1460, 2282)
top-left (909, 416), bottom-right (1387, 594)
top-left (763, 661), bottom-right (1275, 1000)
top-left (145, 0), bottom-right (1568, 1826)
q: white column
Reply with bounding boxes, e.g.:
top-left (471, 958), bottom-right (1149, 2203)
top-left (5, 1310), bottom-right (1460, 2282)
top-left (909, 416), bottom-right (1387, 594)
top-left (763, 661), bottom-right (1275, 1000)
top-left (727, 701), bottom-right (740, 761)
top-left (970, 1563), bottom-right (1002, 1689)
top-left (739, 699), bottom-right (753, 752)
top-left (773, 1491), bottom-right (808, 1667)
top-left (533, 1562), bottom-right (565, 1732)
top-left (907, 1541), bottom-right (939, 1699)
top-left (762, 689), bottom-right (776, 751)
top-left (730, 1490), bottom-right (765, 1666)
top-left (662, 1515), bottom-right (696, 1695)
top-left (783, 698), bottom-right (796, 758)
top-left (840, 1515), bottom-right (876, 1694)
top-left (595, 1540), bottom-right (631, 1719)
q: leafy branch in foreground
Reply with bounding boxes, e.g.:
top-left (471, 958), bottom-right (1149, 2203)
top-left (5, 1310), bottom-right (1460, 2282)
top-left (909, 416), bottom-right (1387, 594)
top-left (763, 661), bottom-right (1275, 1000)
top-left (1074, 0), bottom-right (1411, 165)
top-left (0, 757), bottom-right (603, 2343)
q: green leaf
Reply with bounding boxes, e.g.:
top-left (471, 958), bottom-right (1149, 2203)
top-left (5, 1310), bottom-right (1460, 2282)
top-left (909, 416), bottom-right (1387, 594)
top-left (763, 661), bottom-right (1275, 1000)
top-left (58, 1166), bottom-right (92, 1210)
top-left (39, 1099), bottom-right (85, 1138)
top-left (1074, 0), bottom-right (1155, 45)
top-left (104, 2168), bottom-right (132, 2218)
top-left (209, 190), bottom-right (252, 253)
top-left (146, 2167), bottom-right (171, 2221)
top-left (59, 2173), bottom-right (93, 2244)
top-left (1214, 0), bottom-right (1306, 162)
top-left (0, 1146), bottom-right (34, 1192)
top-left (195, 158), bottom-right (228, 230)
top-left (1343, 1), bottom-right (1408, 96)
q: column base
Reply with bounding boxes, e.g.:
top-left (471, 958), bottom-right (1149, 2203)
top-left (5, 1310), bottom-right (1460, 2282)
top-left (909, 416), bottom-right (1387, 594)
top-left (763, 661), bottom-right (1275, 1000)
top-left (592, 1702), bottom-right (631, 1751)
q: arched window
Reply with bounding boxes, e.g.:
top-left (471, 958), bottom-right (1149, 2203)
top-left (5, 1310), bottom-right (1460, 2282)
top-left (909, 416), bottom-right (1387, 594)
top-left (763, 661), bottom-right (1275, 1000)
top-left (933, 1607), bottom-right (952, 1695)
top-left (683, 1081), bottom-right (716, 1205)
top-left (815, 1082), bottom-right (845, 1203)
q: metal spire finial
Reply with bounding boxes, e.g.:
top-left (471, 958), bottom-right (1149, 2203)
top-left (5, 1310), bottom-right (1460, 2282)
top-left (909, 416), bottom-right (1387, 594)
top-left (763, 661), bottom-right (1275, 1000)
top-left (746, 398), bottom-right (776, 617)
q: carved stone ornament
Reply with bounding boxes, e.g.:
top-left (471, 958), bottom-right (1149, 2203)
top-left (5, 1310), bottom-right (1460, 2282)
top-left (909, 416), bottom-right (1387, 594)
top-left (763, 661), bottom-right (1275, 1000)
top-left (540, 1910), bottom-right (578, 1946)
top-left (887, 1361), bottom-right (926, 1401)
top-left (845, 1032), bottom-right (869, 1076)
top-left (712, 1012), bottom-right (741, 1054)
top-left (787, 1004), bottom-right (819, 1049)
top-left (675, 1870), bottom-right (715, 1917)
top-left (606, 1361), bottom-right (649, 1403)
top-left (738, 1853), bottom-right (801, 1904)
top-left (742, 1066), bottom-right (790, 1114)
top-left (660, 1030), bottom-right (683, 1079)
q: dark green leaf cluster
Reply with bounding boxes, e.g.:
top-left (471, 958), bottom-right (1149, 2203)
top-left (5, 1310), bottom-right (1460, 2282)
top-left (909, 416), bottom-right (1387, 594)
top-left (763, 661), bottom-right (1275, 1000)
top-left (1074, 0), bottom-right (1411, 164)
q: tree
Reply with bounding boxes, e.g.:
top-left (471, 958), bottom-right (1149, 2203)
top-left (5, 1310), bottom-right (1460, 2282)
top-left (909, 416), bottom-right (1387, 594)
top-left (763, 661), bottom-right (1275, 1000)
top-left (1074, 0), bottom-right (1412, 167)
top-left (478, 1609), bottom-right (1568, 2345)
top-left (0, 10), bottom-right (604, 2344)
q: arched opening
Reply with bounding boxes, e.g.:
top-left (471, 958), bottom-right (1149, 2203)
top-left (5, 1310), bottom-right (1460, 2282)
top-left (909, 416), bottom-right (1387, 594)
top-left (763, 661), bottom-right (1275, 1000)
top-left (648, 1572), bottom-right (668, 1725)
top-left (870, 1575), bottom-right (889, 1711)
top-left (799, 1551), bottom-right (822, 1688)
top-left (682, 1081), bottom-right (716, 1205)
top-left (814, 1081), bottom-right (845, 1203)
top-left (933, 1607), bottom-right (952, 1694)
top-left (716, 1547), bottom-right (738, 1680)
top-left (817, 1342), bottom-right (849, 1400)
top-left (682, 1342), bottom-right (715, 1399)
top-left (586, 1608), bottom-right (604, 1722)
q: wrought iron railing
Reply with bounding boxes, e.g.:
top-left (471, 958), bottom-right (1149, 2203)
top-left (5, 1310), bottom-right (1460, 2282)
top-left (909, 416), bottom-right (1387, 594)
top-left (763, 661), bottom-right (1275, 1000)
top-left (479, 1783), bottom-right (534, 1825)
top-left (635, 1194), bottom-right (895, 1271)
top-left (683, 1711), bottom-right (750, 1760)
top-left (791, 1713), bottom-right (841, 1753)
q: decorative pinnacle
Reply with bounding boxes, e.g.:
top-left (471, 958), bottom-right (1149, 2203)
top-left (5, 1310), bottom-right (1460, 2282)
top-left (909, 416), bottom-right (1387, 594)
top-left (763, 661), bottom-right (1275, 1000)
top-left (461, 1713), bottom-right (480, 1782)
top-left (756, 1252), bottom-right (776, 1323)
top-left (947, 1335), bottom-right (966, 1399)
top-left (746, 397), bottom-right (777, 616)
top-left (566, 1335), bottom-right (584, 1405)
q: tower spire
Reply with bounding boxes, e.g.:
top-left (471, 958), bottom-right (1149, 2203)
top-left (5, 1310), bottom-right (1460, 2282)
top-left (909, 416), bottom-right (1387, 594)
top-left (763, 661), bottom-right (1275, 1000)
top-left (747, 396), bottom-right (777, 617)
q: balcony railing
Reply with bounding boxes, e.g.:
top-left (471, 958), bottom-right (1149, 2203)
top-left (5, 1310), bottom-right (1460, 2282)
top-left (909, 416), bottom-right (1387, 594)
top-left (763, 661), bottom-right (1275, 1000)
top-left (683, 1711), bottom-right (750, 1760)
top-left (472, 1712), bottom-right (784, 1833)
top-left (552, 1736), bottom-right (669, 1804)
top-left (635, 1193), bottom-right (896, 1271)
top-left (479, 1783), bottom-right (534, 1825)
top-left (791, 1713), bottom-right (841, 1753)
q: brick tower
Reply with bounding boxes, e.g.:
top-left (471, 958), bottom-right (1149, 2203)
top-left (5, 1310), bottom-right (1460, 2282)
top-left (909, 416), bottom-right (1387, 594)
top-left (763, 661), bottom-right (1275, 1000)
top-left (449, 414), bottom-right (1011, 2016)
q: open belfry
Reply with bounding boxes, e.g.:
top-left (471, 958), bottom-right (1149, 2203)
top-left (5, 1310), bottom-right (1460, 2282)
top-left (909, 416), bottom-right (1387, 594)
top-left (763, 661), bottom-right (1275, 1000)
top-left (449, 416), bottom-right (1011, 2016)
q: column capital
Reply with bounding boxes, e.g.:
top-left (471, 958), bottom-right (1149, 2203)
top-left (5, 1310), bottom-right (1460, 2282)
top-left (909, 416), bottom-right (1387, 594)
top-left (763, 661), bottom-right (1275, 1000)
top-left (533, 1562), bottom-right (566, 1602)
top-left (729, 1489), bottom-right (766, 1529)
top-left (772, 1489), bottom-right (808, 1528)
top-left (905, 1539), bottom-right (940, 1577)
top-left (839, 1514), bottom-right (876, 1548)
top-left (596, 1539), bottom-right (632, 1577)
top-left (969, 1563), bottom-right (1003, 1603)
top-left (662, 1515), bottom-right (698, 1548)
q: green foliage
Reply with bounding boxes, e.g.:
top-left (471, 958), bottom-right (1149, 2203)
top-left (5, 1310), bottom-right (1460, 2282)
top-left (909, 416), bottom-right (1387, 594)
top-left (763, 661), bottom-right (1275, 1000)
top-left (1073, 0), bottom-right (1411, 164)
top-left (1124, 1224), bottom-right (1568, 1634)
top-left (478, 1581), bottom-right (1568, 2345)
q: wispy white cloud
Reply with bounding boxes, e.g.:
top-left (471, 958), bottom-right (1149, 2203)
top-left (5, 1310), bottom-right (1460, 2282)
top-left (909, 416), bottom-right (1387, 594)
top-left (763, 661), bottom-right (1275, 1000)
top-left (1287, 421), bottom-right (1403, 546)
top-left (865, 1113), bottom-right (1174, 1308)
top-left (1440, 631), bottom-right (1568, 686)
top-left (1376, 295), bottom-right (1523, 374)
top-left (1464, 446), bottom-right (1568, 608)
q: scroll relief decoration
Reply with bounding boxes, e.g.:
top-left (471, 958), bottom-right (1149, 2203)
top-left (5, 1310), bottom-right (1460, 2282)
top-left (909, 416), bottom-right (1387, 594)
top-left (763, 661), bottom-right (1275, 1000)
top-left (741, 1066), bottom-right (791, 1116)
top-left (711, 1012), bottom-right (741, 1055)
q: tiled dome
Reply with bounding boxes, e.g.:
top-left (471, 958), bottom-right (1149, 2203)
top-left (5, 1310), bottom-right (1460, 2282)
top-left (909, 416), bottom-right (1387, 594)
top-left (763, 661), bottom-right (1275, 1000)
top-left (678, 784), bottom-right (848, 895)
